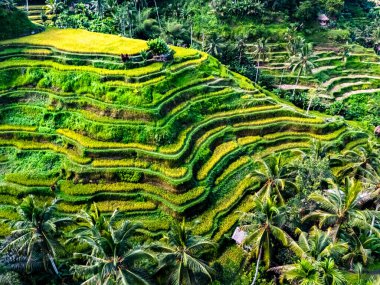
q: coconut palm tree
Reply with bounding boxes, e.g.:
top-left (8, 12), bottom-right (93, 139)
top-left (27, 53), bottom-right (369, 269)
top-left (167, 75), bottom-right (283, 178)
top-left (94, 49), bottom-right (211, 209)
top-left (151, 219), bottom-right (216, 285)
top-left (362, 165), bottom-right (380, 236)
top-left (294, 226), bottom-right (348, 261)
top-left (1, 195), bottom-right (71, 275)
top-left (161, 20), bottom-right (187, 46)
top-left (253, 154), bottom-right (297, 205)
top-left (205, 32), bottom-right (224, 57)
top-left (303, 178), bottom-right (380, 241)
top-left (0, 0), bottom-right (15, 10)
top-left (339, 44), bottom-right (351, 65)
top-left (133, 0), bottom-right (147, 21)
top-left (319, 258), bottom-right (347, 285)
top-left (239, 197), bottom-right (301, 285)
top-left (273, 258), bottom-right (347, 285)
top-left (291, 140), bottom-right (333, 194)
top-left (372, 27), bottom-right (380, 47)
top-left (236, 38), bottom-right (247, 64)
top-left (286, 35), bottom-right (305, 57)
top-left (113, 2), bottom-right (135, 37)
top-left (251, 38), bottom-right (270, 83)
top-left (92, 0), bottom-right (104, 18)
top-left (306, 87), bottom-right (325, 114)
top-left (152, 0), bottom-right (161, 30)
top-left (44, 0), bottom-right (62, 17)
top-left (289, 43), bottom-right (316, 97)
top-left (341, 229), bottom-right (374, 271)
top-left (278, 258), bottom-right (323, 285)
top-left (334, 142), bottom-right (380, 180)
top-left (70, 208), bottom-right (155, 284)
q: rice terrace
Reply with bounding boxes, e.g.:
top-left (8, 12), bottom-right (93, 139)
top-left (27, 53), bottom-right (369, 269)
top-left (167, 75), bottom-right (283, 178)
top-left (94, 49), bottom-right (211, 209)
top-left (0, 0), bottom-right (379, 284)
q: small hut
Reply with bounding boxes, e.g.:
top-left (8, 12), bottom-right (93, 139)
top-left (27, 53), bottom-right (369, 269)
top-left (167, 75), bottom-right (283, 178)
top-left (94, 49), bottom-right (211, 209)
top-left (318, 14), bottom-right (330, 27)
top-left (375, 126), bottom-right (380, 137)
top-left (232, 227), bottom-right (247, 245)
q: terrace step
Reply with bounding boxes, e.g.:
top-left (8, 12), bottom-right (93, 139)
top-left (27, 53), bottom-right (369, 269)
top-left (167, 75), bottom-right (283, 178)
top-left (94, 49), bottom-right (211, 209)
top-left (330, 81), bottom-right (371, 94)
top-left (337, 88), bottom-right (380, 101)
top-left (323, 75), bottom-right (380, 88)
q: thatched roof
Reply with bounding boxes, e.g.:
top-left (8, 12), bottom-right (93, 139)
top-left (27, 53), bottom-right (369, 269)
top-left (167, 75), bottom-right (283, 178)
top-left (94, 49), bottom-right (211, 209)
top-left (232, 227), bottom-right (247, 244)
top-left (318, 14), bottom-right (330, 21)
top-left (375, 126), bottom-right (380, 136)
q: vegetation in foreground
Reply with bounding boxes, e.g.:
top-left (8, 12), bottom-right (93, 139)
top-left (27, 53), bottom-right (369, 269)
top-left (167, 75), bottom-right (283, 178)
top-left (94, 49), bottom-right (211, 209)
top-left (0, 141), bottom-right (380, 284)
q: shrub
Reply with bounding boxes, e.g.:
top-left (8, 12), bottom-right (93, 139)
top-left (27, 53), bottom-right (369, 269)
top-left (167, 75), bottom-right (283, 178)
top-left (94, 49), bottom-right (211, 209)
top-left (147, 38), bottom-right (171, 55)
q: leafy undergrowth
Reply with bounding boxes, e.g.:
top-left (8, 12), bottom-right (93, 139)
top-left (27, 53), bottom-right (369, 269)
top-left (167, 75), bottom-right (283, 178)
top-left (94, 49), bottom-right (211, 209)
top-left (0, 7), bottom-right (42, 40)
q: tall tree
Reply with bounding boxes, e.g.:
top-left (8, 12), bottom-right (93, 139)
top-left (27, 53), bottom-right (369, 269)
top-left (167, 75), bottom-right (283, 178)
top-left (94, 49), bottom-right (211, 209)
top-left (306, 87), bottom-right (325, 114)
top-left (251, 38), bottom-right (270, 83)
top-left (272, 258), bottom-right (346, 285)
top-left (289, 42), bottom-right (316, 97)
top-left (1, 196), bottom-right (71, 275)
top-left (239, 197), bottom-right (301, 285)
top-left (70, 207), bottom-right (155, 284)
top-left (294, 226), bottom-right (348, 261)
top-left (253, 154), bottom-right (296, 205)
top-left (205, 32), bottom-right (224, 57)
top-left (151, 219), bottom-right (216, 285)
top-left (302, 178), bottom-right (380, 241)
top-left (335, 142), bottom-right (380, 180)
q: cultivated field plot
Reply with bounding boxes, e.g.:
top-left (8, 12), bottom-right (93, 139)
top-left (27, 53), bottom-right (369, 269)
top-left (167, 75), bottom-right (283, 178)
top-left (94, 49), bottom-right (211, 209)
top-left (0, 29), bottom-right (369, 240)
top-left (252, 43), bottom-right (380, 102)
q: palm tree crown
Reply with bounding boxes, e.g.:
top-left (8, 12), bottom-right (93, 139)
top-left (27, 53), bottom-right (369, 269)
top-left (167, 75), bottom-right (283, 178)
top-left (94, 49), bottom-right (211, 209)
top-left (71, 207), bottom-right (156, 285)
top-left (151, 219), bottom-right (216, 285)
top-left (303, 178), bottom-right (380, 241)
top-left (1, 195), bottom-right (71, 275)
top-left (290, 42), bottom-right (316, 96)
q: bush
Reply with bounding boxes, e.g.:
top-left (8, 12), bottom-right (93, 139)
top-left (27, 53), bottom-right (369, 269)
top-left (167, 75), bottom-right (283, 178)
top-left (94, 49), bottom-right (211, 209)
top-left (147, 38), bottom-right (171, 55)
top-left (326, 29), bottom-right (350, 43)
top-left (0, 7), bottom-right (43, 40)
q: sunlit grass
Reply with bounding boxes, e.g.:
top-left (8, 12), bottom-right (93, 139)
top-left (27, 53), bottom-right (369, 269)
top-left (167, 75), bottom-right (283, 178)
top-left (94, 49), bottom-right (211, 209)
top-left (0, 28), bottom-right (198, 58)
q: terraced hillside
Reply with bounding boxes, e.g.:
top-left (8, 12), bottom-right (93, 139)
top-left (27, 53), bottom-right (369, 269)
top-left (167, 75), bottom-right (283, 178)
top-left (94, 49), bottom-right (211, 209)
top-left (0, 28), bottom-right (370, 241)
top-left (252, 43), bottom-right (380, 103)
top-left (17, 5), bottom-right (53, 25)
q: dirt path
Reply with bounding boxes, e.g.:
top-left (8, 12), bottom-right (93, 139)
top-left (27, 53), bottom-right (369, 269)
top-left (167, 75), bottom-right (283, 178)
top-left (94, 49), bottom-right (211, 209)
top-left (312, 66), bottom-right (337, 74)
top-left (337, 88), bottom-right (380, 101)
top-left (314, 56), bottom-right (341, 62)
top-left (276, 84), bottom-right (312, 90)
top-left (322, 75), bottom-right (380, 88)
top-left (330, 81), bottom-right (370, 94)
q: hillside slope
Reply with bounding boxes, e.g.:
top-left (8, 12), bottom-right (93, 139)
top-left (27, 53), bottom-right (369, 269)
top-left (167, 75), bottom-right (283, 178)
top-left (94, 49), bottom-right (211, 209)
top-left (0, 29), bottom-right (369, 239)
top-left (0, 7), bottom-right (42, 40)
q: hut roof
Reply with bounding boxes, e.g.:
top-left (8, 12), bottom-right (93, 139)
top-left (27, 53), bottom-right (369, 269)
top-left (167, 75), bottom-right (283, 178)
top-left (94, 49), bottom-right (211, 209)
top-left (232, 227), bottom-right (247, 244)
top-left (318, 14), bottom-right (330, 21)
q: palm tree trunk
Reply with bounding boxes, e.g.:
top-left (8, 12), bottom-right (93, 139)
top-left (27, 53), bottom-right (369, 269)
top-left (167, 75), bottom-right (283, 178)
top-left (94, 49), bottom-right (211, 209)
top-left (202, 32), bottom-right (205, 51)
top-left (255, 60), bottom-right (260, 83)
top-left (279, 67), bottom-right (285, 85)
top-left (292, 69), bottom-right (302, 97)
top-left (26, 0), bottom-right (29, 12)
top-left (306, 95), bottom-right (313, 114)
top-left (251, 246), bottom-right (262, 285)
top-left (153, 0), bottom-right (161, 30)
top-left (369, 203), bottom-right (379, 236)
top-left (190, 24), bottom-right (193, 47)
top-left (48, 253), bottom-right (59, 275)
